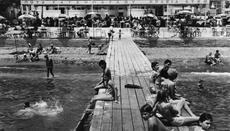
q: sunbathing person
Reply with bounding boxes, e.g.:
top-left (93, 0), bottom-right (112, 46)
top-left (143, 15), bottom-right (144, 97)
top-left (140, 103), bottom-right (171, 131)
top-left (94, 60), bottom-right (112, 93)
top-left (153, 90), bottom-right (199, 126)
top-left (140, 102), bottom-right (211, 131)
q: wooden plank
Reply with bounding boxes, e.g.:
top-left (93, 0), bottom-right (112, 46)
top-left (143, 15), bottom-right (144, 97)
top-left (127, 76), bottom-right (145, 131)
top-left (112, 76), bottom-right (122, 131)
top-left (116, 37), bottom-right (134, 131)
top-left (90, 30), bottom-right (195, 131)
top-left (89, 101), bottom-right (104, 131)
top-left (121, 76), bottom-right (134, 131)
top-left (101, 101), bottom-right (112, 131)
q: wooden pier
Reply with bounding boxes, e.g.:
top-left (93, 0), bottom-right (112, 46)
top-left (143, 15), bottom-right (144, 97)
top-left (89, 29), bottom-right (197, 131)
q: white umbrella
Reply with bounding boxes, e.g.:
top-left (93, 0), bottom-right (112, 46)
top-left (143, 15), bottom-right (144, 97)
top-left (176, 10), bottom-right (193, 15)
top-left (85, 12), bottom-right (100, 18)
top-left (0, 15), bottom-right (5, 20)
top-left (58, 14), bottom-right (69, 18)
top-left (143, 14), bottom-right (158, 19)
top-left (18, 14), bottom-right (36, 19)
top-left (58, 14), bottom-right (69, 20)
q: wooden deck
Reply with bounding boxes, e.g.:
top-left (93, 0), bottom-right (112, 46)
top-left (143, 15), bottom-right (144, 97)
top-left (89, 29), bottom-right (197, 131)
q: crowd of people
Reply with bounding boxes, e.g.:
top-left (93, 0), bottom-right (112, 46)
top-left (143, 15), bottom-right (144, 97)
top-left (139, 59), bottom-right (213, 131)
top-left (88, 58), bottom-right (213, 131)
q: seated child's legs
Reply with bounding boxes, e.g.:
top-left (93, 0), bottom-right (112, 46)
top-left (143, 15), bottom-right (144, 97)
top-left (92, 93), bottom-right (114, 102)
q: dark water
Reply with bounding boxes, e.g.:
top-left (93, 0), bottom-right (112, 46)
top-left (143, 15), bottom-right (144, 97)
top-left (153, 58), bottom-right (230, 131)
top-left (0, 63), bottom-right (101, 131)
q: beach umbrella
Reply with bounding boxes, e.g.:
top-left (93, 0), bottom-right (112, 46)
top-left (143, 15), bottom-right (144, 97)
top-left (143, 14), bottom-right (158, 19)
top-left (0, 15), bottom-right (5, 20)
top-left (18, 14), bottom-right (36, 19)
top-left (85, 12), bottom-right (101, 19)
top-left (176, 10), bottom-right (193, 15)
top-left (58, 14), bottom-right (69, 18)
top-left (215, 13), bottom-right (227, 18)
top-left (58, 14), bottom-right (69, 21)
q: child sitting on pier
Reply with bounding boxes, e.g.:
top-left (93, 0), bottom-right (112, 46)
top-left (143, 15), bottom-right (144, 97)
top-left (92, 60), bottom-right (118, 102)
top-left (94, 60), bottom-right (112, 93)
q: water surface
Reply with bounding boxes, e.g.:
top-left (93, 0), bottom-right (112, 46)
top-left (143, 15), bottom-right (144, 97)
top-left (0, 63), bottom-right (101, 131)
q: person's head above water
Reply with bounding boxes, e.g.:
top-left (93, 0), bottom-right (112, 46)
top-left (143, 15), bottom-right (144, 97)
top-left (199, 113), bottom-right (213, 130)
top-left (24, 102), bottom-right (30, 108)
top-left (99, 60), bottom-right (106, 69)
top-left (140, 103), bottom-right (153, 120)
top-left (163, 59), bottom-right (172, 70)
top-left (151, 61), bottom-right (159, 71)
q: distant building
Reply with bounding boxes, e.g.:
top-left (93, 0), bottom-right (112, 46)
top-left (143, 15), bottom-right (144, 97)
top-left (222, 0), bottom-right (230, 14)
top-left (21, 0), bottom-right (210, 18)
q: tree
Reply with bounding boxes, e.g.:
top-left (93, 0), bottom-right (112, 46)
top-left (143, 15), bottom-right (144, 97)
top-left (0, 0), bottom-right (20, 17)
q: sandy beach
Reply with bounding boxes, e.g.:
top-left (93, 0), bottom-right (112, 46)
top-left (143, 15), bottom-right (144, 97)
top-left (0, 38), bottom-right (107, 66)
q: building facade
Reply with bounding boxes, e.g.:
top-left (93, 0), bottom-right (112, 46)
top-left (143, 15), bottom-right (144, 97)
top-left (21, 0), bottom-right (210, 18)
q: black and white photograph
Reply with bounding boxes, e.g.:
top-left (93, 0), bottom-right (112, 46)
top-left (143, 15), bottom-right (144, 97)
top-left (0, 0), bottom-right (229, 131)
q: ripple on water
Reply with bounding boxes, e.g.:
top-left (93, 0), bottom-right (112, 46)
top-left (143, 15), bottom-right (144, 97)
top-left (0, 64), bottom-right (99, 131)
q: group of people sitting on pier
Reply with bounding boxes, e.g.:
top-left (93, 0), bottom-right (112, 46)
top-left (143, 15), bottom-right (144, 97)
top-left (205, 50), bottom-right (223, 66)
top-left (140, 59), bottom-right (213, 131)
top-left (91, 59), bottom-right (212, 131)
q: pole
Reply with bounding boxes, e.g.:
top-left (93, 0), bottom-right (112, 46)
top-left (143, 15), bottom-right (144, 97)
top-left (14, 35), bottom-right (17, 52)
top-left (166, 4), bottom-right (168, 28)
top-left (92, 0), bottom-right (94, 38)
top-left (41, 0), bottom-right (44, 18)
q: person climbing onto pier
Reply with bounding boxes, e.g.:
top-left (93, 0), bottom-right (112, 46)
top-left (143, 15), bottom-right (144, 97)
top-left (44, 55), bottom-right (54, 78)
top-left (94, 60), bottom-right (112, 94)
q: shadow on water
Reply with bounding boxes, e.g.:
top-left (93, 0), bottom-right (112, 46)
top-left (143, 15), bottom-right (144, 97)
top-left (0, 63), bottom-right (101, 131)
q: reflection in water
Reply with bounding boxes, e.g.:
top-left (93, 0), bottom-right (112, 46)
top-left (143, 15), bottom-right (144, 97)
top-left (0, 64), bottom-right (99, 131)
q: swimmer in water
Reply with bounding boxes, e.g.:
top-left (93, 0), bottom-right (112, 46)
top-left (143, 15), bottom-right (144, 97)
top-left (198, 80), bottom-right (204, 90)
top-left (24, 102), bottom-right (30, 108)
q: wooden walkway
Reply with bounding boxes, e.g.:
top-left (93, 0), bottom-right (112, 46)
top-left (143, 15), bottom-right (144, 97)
top-left (89, 30), bottom-right (196, 131)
